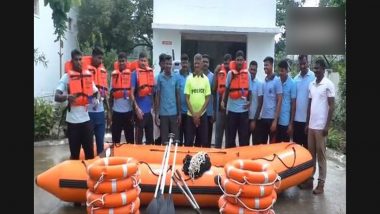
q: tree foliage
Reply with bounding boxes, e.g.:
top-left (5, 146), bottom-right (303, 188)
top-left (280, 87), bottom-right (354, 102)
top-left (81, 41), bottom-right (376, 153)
top-left (34, 48), bottom-right (48, 68)
top-left (44, 0), bottom-right (81, 42)
top-left (77, 0), bottom-right (153, 53)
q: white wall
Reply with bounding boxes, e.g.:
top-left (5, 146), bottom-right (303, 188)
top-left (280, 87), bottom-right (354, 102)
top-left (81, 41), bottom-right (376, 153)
top-left (154, 0), bottom-right (276, 28)
top-left (152, 29), bottom-right (181, 75)
top-left (247, 33), bottom-right (276, 81)
top-left (34, 1), bottom-right (78, 98)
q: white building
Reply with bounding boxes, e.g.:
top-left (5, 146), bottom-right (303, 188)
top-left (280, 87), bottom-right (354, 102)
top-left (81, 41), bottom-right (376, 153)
top-left (151, 0), bottom-right (280, 80)
top-left (34, 0), bottom-right (78, 98)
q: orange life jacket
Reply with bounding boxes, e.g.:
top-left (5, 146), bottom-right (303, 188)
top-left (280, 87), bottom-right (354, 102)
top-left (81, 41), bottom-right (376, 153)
top-left (67, 70), bottom-right (94, 106)
top-left (81, 56), bottom-right (108, 97)
top-left (229, 60), bottom-right (247, 70)
top-left (217, 64), bottom-right (227, 96)
top-left (135, 66), bottom-right (154, 97)
top-left (228, 69), bottom-right (249, 99)
top-left (114, 60), bottom-right (139, 71)
top-left (111, 67), bottom-right (132, 99)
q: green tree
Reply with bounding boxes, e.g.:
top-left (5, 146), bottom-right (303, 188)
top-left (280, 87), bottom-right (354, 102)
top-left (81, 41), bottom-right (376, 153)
top-left (275, 0), bottom-right (304, 55)
top-left (319, 0), bottom-right (346, 7)
top-left (44, 0), bottom-right (82, 42)
top-left (77, 0), bottom-right (153, 53)
top-left (34, 48), bottom-right (48, 68)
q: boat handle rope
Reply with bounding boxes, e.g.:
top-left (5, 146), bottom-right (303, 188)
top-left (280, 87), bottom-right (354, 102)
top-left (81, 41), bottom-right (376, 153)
top-left (138, 161), bottom-right (172, 177)
top-left (218, 194), bottom-right (276, 214)
top-left (251, 147), bottom-right (297, 169)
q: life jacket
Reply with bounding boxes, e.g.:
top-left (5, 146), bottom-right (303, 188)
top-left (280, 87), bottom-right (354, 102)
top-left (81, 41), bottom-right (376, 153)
top-left (217, 64), bottom-right (227, 96)
top-left (228, 69), bottom-right (249, 99)
top-left (135, 66), bottom-right (154, 97)
top-left (67, 69), bottom-right (94, 106)
top-left (82, 56), bottom-right (108, 97)
top-left (229, 60), bottom-right (247, 70)
top-left (111, 66), bottom-right (132, 99)
top-left (114, 60), bottom-right (139, 71)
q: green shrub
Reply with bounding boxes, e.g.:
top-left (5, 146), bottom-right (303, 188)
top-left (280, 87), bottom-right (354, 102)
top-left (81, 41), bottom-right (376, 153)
top-left (34, 98), bottom-right (55, 141)
top-left (327, 128), bottom-right (344, 151)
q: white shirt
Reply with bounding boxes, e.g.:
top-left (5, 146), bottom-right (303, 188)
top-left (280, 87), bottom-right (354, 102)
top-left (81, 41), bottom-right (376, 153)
top-left (308, 76), bottom-right (335, 130)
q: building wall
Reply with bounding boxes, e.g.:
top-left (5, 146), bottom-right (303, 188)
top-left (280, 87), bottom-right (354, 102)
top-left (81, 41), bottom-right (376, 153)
top-left (34, 0), bottom-right (78, 98)
top-left (153, 0), bottom-right (276, 28)
top-left (247, 33), bottom-right (276, 81)
top-left (152, 29), bottom-right (181, 74)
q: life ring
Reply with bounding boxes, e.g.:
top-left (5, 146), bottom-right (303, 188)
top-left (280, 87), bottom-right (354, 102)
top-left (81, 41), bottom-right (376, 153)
top-left (87, 175), bottom-right (140, 194)
top-left (87, 197), bottom-right (140, 214)
top-left (224, 159), bottom-right (277, 184)
top-left (218, 196), bottom-right (274, 214)
top-left (224, 190), bottom-right (277, 210)
top-left (87, 157), bottom-right (138, 180)
top-left (221, 176), bottom-right (274, 198)
top-left (86, 186), bottom-right (140, 208)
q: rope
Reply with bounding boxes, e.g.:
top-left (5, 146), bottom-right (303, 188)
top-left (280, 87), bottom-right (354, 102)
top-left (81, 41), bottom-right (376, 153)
top-left (86, 193), bottom-right (107, 207)
top-left (216, 174), bottom-right (243, 198)
top-left (188, 151), bottom-right (207, 180)
top-left (242, 175), bottom-right (282, 187)
top-left (251, 147), bottom-right (297, 169)
top-left (93, 172), bottom-right (105, 191)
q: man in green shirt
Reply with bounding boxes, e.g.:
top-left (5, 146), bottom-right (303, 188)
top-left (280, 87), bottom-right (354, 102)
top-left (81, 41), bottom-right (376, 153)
top-left (184, 53), bottom-right (211, 147)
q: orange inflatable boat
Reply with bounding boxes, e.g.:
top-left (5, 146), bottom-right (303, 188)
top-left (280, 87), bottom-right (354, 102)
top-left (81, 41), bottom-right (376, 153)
top-left (36, 142), bottom-right (313, 208)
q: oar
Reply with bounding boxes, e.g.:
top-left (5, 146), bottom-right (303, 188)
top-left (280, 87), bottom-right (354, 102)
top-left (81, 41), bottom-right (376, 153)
top-left (146, 142), bottom-right (170, 214)
top-left (159, 140), bottom-right (178, 214)
top-left (157, 134), bottom-right (174, 212)
top-left (175, 169), bottom-right (201, 210)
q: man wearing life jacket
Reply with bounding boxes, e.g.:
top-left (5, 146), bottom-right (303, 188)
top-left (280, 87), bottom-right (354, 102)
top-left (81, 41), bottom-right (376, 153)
top-left (248, 60), bottom-right (264, 145)
top-left (213, 53), bottom-right (231, 148)
top-left (130, 52), bottom-right (155, 144)
top-left (84, 47), bottom-right (110, 155)
top-left (221, 50), bottom-right (252, 148)
top-left (256, 56), bottom-right (283, 144)
top-left (109, 52), bottom-right (134, 144)
top-left (54, 49), bottom-right (98, 160)
top-left (177, 53), bottom-right (191, 146)
top-left (152, 53), bottom-right (167, 145)
top-left (276, 60), bottom-right (296, 142)
top-left (155, 55), bottom-right (181, 144)
top-left (184, 53), bottom-right (211, 147)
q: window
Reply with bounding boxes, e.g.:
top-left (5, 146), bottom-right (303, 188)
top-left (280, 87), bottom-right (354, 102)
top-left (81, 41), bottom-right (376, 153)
top-left (34, 0), bottom-right (39, 16)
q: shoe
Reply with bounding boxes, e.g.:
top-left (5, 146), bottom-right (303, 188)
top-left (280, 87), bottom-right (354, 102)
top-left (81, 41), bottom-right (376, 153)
top-left (298, 178), bottom-right (314, 189)
top-left (313, 180), bottom-right (325, 194)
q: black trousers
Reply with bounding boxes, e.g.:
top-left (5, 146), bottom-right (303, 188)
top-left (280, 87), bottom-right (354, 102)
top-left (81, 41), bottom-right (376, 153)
top-left (185, 113), bottom-right (208, 147)
top-left (159, 115), bottom-right (179, 144)
top-left (178, 113), bottom-right (189, 146)
top-left (249, 119), bottom-right (261, 145)
top-left (293, 121), bottom-right (308, 148)
top-left (195, 115), bottom-right (213, 147)
top-left (276, 124), bottom-right (290, 142)
top-left (111, 111), bottom-right (134, 144)
top-left (67, 121), bottom-right (94, 160)
top-left (226, 111), bottom-right (249, 148)
top-left (256, 118), bottom-right (276, 144)
top-left (135, 112), bottom-right (154, 144)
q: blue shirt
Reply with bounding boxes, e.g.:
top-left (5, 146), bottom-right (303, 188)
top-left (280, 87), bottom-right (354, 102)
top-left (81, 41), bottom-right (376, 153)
top-left (294, 70), bottom-right (315, 122)
top-left (131, 71), bottom-right (154, 114)
top-left (279, 75), bottom-right (296, 126)
top-left (156, 72), bottom-right (179, 116)
top-left (205, 70), bottom-right (214, 116)
top-left (249, 78), bottom-right (263, 119)
top-left (262, 75), bottom-right (283, 119)
top-left (178, 70), bottom-right (190, 114)
top-left (226, 71), bottom-right (252, 113)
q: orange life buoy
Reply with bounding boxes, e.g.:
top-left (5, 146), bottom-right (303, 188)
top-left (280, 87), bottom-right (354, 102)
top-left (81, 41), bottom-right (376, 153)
top-left (87, 175), bottom-right (140, 194)
top-left (220, 176), bottom-right (274, 198)
top-left (87, 157), bottom-right (138, 180)
top-left (86, 186), bottom-right (140, 208)
top-left (225, 160), bottom-right (278, 184)
top-left (87, 197), bottom-right (140, 214)
top-left (224, 191), bottom-right (277, 210)
top-left (218, 196), bottom-right (274, 214)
